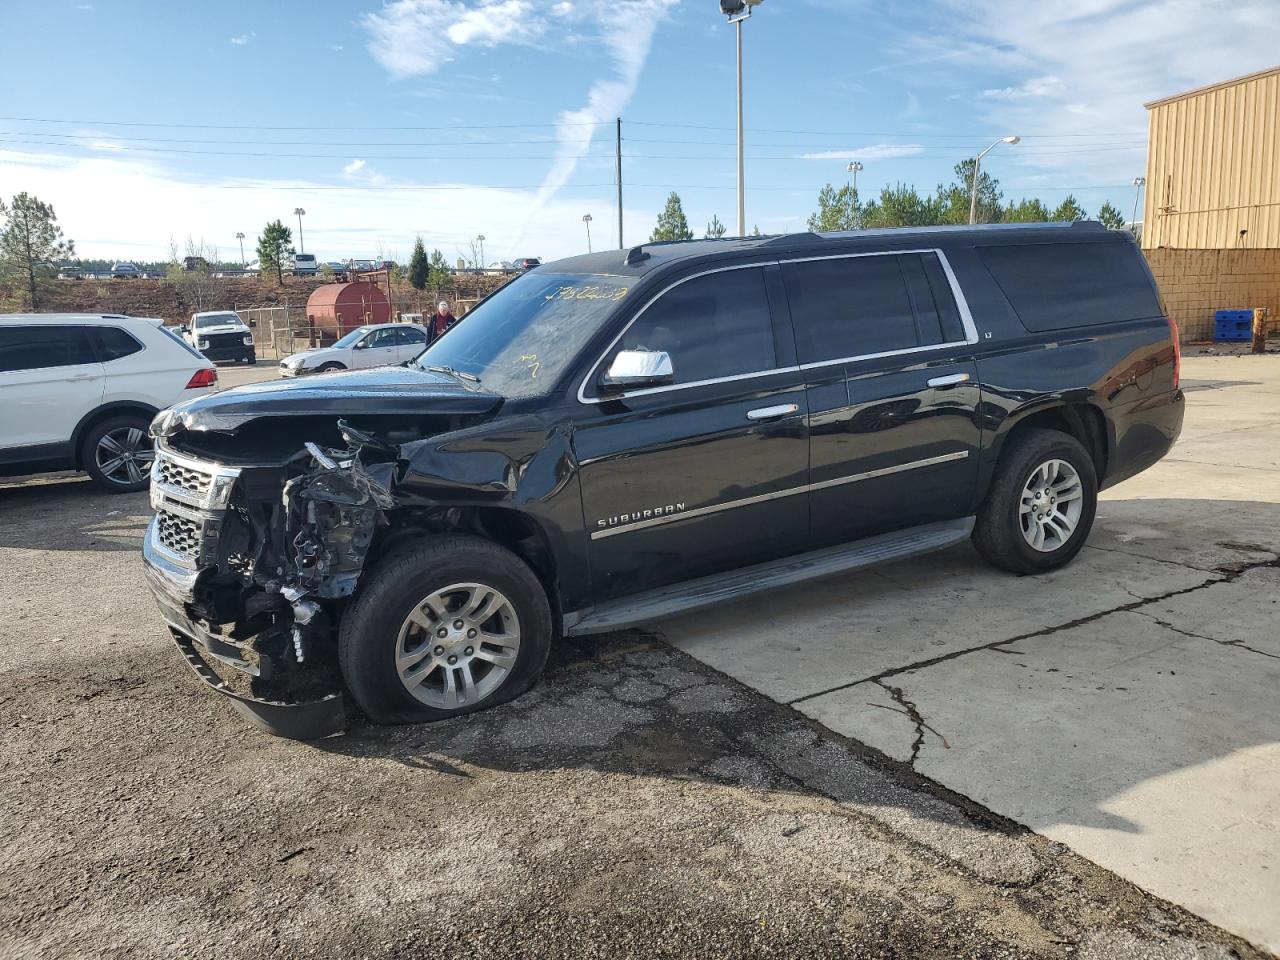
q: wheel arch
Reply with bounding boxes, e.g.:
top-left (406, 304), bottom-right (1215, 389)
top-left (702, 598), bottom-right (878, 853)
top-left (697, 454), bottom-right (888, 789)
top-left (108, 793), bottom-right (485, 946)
top-left (995, 402), bottom-right (1109, 483)
top-left (71, 401), bottom-right (160, 468)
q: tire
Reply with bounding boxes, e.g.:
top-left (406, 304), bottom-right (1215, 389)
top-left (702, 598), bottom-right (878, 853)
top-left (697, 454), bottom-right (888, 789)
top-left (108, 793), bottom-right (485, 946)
top-left (81, 414), bottom-right (155, 493)
top-left (339, 535), bottom-right (552, 724)
top-left (972, 428), bottom-right (1098, 575)
top-left (316, 362), bottom-right (345, 373)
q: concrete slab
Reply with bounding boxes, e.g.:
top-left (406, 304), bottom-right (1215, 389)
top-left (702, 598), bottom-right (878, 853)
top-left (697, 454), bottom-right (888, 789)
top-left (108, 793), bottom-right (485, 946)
top-left (663, 545), bottom-right (1214, 703)
top-left (798, 611), bottom-right (1280, 954)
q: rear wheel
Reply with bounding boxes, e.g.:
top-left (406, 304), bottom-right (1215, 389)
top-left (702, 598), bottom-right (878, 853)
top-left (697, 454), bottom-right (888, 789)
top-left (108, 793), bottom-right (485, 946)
top-left (972, 428), bottom-right (1097, 575)
top-left (81, 414), bottom-right (155, 493)
top-left (339, 535), bottom-right (552, 724)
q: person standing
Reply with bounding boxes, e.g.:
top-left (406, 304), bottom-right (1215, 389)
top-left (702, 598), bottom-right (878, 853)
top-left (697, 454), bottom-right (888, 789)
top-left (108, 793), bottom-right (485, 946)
top-left (430, 300), bottom-right (457, 342)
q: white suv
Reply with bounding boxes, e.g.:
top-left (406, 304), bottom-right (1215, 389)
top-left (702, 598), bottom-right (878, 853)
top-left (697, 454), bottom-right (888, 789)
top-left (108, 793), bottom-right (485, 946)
top-left (0, 314), bottom-right (219, 492)
top-left (279, 323), bottom-right (430, 377)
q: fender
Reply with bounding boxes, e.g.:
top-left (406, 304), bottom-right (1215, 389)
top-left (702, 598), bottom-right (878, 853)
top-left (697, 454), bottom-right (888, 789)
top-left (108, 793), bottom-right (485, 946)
top-left (70, 400), bottom-right (159, 467)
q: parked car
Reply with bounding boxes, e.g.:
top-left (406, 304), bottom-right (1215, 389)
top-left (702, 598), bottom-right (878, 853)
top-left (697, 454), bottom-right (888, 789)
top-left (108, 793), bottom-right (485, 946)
top-left (515, 257), bottom-right (542, 271)
top-left (142, 222), bottom-right (1183, 738)
top-left (290, 253), bottom-right (319, 276)
top-left (183, 311), bottom-right (256, 364)
top-left (278, 323), bottom-right (430, 377)
top-left (110, 262), bottom-right (143, 280)
top-left (0, 313), bottom-right (217, 492)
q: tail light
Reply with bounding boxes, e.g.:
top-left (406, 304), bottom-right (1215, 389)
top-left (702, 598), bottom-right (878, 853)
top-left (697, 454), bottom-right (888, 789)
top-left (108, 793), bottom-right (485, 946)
top-left (186, 367), bottom-right (218, 389)
top-left (1167, 316), bottom-right (1181, 390)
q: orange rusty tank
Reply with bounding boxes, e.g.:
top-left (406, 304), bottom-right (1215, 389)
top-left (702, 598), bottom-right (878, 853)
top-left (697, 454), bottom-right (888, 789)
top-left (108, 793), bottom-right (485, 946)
top-left (305, 282), bottom-right (391, 342)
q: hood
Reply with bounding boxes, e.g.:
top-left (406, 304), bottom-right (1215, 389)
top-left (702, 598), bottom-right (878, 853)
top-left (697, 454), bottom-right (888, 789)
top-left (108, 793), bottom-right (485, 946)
top-left (156, 366), bottom-right (503, 434)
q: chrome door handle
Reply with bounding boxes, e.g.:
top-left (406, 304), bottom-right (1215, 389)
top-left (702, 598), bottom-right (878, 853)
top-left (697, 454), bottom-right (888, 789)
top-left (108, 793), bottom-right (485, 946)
top-left (747, 403), bottom-right (799, 421)
top-left (926, 373), bottom-right (971, 388)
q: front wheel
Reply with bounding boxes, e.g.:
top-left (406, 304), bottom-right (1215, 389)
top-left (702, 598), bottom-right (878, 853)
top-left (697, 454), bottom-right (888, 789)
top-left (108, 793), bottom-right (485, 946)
top-left (339, 535), bottom-right (552, 724)
top-left (315, 362), bottom-right (345, 373)
top-left (972, 428), bottom-right (1097, 575)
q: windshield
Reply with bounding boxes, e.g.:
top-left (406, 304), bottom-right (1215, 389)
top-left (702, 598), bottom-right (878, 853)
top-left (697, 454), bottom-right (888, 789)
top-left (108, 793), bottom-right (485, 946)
top-left (331, 326), bottom-right (371, 349)
top-left (194, 313), bottom-right (242, 329)
top-left (414, 272), bottom-right (630, 398)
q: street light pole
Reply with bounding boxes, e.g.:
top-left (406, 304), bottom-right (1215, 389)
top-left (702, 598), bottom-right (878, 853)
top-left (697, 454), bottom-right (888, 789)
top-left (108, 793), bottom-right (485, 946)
top-left (583, 214), bottom-right (593, 253)
top-left (968, 136), bottom-right (1020, 225)
top-left (476, 234), bottom-right (485, 270)
top-left (1131, 176), bottom-right (1146, 235)
top-left (722, 0), bottom-right (763, 238)
top-left (293, 208), bottom-right (306, 253)
top-left (846, 160), bottom-right (863, 229)
top-left (235, 232), bottom-right (245, 266)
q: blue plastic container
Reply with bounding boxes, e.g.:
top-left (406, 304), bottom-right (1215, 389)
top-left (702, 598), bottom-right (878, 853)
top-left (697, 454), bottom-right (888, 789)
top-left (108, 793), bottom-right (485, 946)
top-left (1214, 309), bottom-right (1254, 342)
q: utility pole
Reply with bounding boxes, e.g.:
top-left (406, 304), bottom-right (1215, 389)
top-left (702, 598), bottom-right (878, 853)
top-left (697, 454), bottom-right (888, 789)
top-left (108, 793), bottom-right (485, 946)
top-left (293, 208), bottom-right (306, 253)
top-left (616, 117), bottom-right (624, 249)
top-left (1130, 176), bottom-right (1146, 236)
top-left (235, 231), bottom-right (245, 265)
top-left (735, 16), bottom-right (745, 237)
top-left (583, 214), bottom-right (593, 253)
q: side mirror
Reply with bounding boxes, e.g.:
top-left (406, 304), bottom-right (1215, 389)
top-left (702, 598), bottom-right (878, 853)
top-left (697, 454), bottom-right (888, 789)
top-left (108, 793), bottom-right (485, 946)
top-left (600, 349), bottom-right (674, 392)
top-left (353, 340), bottom-right (368, 350)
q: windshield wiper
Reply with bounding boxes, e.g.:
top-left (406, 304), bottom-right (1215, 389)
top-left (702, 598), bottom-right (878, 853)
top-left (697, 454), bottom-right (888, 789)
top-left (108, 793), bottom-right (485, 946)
top-left (425, 364), bottom-right (482, 384)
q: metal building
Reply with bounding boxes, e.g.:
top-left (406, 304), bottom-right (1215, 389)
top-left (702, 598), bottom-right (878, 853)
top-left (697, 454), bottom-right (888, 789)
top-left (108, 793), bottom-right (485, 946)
top-left (1142, 65), bottom-right (1280, 249)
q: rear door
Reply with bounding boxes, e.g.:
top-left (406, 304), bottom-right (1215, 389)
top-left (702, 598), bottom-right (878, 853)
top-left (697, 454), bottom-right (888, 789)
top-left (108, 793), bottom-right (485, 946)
top-left (573, 263), bottom-right (810, 603)
top-left (0, 324), bottom-right (105, 455)
top-left (394, 326), bottom-right (429, 362)
top-left (781, 250), bottom-right (982, 547)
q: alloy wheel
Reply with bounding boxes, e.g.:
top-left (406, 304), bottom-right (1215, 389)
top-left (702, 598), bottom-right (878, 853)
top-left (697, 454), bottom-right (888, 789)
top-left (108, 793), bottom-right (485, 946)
top-left (1019, 458), bottom-right (1084, 552)
top-left (95, 426), bottom-right (155, 487)
top-left (395, 582), bottom-right (521, 709)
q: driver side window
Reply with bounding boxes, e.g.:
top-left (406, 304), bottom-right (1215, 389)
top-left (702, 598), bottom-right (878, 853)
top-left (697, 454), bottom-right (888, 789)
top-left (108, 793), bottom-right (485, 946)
top-left (614, 266), bottom-right (776, 386)
top-left (366, 328), bottom-right (397, 349)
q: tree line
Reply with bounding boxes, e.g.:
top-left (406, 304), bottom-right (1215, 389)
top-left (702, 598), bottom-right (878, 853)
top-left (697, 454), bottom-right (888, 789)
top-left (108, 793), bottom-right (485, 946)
top-left (648, 161), bottom-right (1128, 243)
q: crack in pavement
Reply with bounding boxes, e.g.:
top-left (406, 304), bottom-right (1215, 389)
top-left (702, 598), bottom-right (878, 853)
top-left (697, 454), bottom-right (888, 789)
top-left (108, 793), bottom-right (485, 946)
top-left (789, 554), bottom-right (1280, 707)
top-left (1131, 608), bottom-right (1280, 661)
top-left (869, 679), bottom-right (950, 766)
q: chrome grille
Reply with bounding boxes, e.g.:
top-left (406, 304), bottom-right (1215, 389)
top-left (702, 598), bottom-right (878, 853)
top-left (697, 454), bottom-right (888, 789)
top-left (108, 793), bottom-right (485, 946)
top-left (156, 510), bottom-right (202, 558)
top-left (156, 456), bottom-right (213, 497)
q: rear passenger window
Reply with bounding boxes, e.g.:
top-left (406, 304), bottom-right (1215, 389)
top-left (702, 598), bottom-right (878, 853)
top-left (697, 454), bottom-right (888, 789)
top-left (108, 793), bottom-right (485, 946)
top-left (979, 242), bottom-right (1163, 332)
top-left (0, 325), bottom-right (98, 372)
top-left (92, 326), bottom-right (144, 362)
top-left (783, 255), bottom-right (917, 363)
top-left (616, 266), bottom-right (775, 385)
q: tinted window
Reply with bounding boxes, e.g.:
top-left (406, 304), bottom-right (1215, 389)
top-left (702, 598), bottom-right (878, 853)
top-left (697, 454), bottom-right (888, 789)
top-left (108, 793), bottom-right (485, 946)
top-left (0, 325), bottom-right (98, 373)
top-left (979, 241), bottom-right (1163, 332)
top-left (398, 328), bottom-right (427, 344)
top-left (615, 266), bottom-right (775, 385)
top-left (783, 255), bottom-right (917, 363)
top-left (92, 326), bottom-right (144, 362)
top-left (366, 328), bottom-right (398, 348)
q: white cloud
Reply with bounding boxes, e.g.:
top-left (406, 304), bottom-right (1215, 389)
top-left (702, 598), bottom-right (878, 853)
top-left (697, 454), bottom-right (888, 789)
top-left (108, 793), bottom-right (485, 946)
top-left (796, 144), bottom-right (927, 161)
top-left (343, 159), bottom-right (367, 176)
top-left (361, 0), bottom-right (676, 248)
top-left (229, 32), bottom-right (255, 45)
top-left (0, 146), bottom-right (623, 264)
top-left (981, 75), bottom-right (1064, 100)
top-left (331, 44), bottom-right (344, 52)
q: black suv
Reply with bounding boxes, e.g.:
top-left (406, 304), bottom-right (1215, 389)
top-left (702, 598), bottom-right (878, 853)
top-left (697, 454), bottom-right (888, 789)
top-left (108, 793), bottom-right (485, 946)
top-left (142, 222), bottom-right (1183, 738)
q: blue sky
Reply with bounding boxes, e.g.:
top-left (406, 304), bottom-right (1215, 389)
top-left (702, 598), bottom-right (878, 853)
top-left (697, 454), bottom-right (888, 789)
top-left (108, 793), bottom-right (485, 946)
top-left (1, 0), bottom-right (1276, 263)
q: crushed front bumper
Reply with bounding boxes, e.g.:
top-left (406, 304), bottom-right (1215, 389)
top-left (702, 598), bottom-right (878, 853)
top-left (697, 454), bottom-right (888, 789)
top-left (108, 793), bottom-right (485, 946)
top-left (143, 510), bottom-right (347, 741)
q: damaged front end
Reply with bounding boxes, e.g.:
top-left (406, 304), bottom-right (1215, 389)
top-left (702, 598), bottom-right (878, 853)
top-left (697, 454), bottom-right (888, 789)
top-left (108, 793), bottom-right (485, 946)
top-left (144, 421), bottom-right (398, 739)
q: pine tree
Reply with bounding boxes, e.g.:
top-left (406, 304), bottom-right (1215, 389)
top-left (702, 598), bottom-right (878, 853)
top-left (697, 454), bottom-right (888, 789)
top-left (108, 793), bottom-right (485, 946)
top-left (1096, 201), bottom-right (1125, 230)
top-left (427, 249), bottom-right (452, 291)
top-left (0, 192), bottom-right (74, 309)
top-left (256, 220), bottom-right (293, 285)
top-left (937, 160), bottom-right (1002, 225)
top-left (807, 183), bottom-right (860, 232)
top-left (408, 236), bottom-right (429, 289)
top-left (1051, 195), bottom-right (1088, 223)
top-left (650, 192), bottom-right (693, 242)
top-left (705, 214), bottom-right (727, 239)
top-left (1003, 198), bottom-right (1051, 223)
top-left (750, 224), bottom-right (762, 237)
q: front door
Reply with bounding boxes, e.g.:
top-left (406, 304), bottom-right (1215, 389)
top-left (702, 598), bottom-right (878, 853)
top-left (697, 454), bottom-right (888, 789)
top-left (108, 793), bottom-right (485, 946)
top-left (781, 250), bottom-right (982, 546)
top-left (574, 264), bottom-right (810, 603)
top-left (0, 323), bottom-right (105, 454)
top-left (353, 327), bottom-right (402, 369)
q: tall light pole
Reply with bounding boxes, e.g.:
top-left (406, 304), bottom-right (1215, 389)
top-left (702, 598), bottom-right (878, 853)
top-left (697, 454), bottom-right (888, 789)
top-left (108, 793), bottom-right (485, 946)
top-left (968, 136), bottom-right (1020, 225)
top-left (721, 0), bottom-right (764, 238)
top-left (583, 214), bottom-right (593, 253)
top-left (846, 160), bottom-right (864, 229)
top-left (476, 234), bottom-right (485, 270)
top-left (235, 231), bottom-right (245, 266)
top-left (293, 208), bottom-right (306, 253)
top-left (1130, 176), bottom-right (1146, 234)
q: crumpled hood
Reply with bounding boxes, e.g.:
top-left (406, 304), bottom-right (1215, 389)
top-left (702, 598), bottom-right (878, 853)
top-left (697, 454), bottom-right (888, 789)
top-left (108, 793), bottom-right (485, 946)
top-left (156, 366), bottom-right (503, 434)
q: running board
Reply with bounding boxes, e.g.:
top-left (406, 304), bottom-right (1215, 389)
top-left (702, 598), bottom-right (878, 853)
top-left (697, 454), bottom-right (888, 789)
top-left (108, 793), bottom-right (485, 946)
top-left (566, 517), bottom-right (974, 636)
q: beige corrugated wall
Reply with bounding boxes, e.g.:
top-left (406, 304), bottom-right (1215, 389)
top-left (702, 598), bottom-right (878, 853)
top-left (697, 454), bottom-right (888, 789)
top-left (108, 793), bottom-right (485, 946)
top-left (1143, 68), bottom-right (1280, 249)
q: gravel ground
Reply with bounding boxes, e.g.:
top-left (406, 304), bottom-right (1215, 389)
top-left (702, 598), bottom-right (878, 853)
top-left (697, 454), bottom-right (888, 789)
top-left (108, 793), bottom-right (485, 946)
top-left (0, 476), bottom-right (1267, 959)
